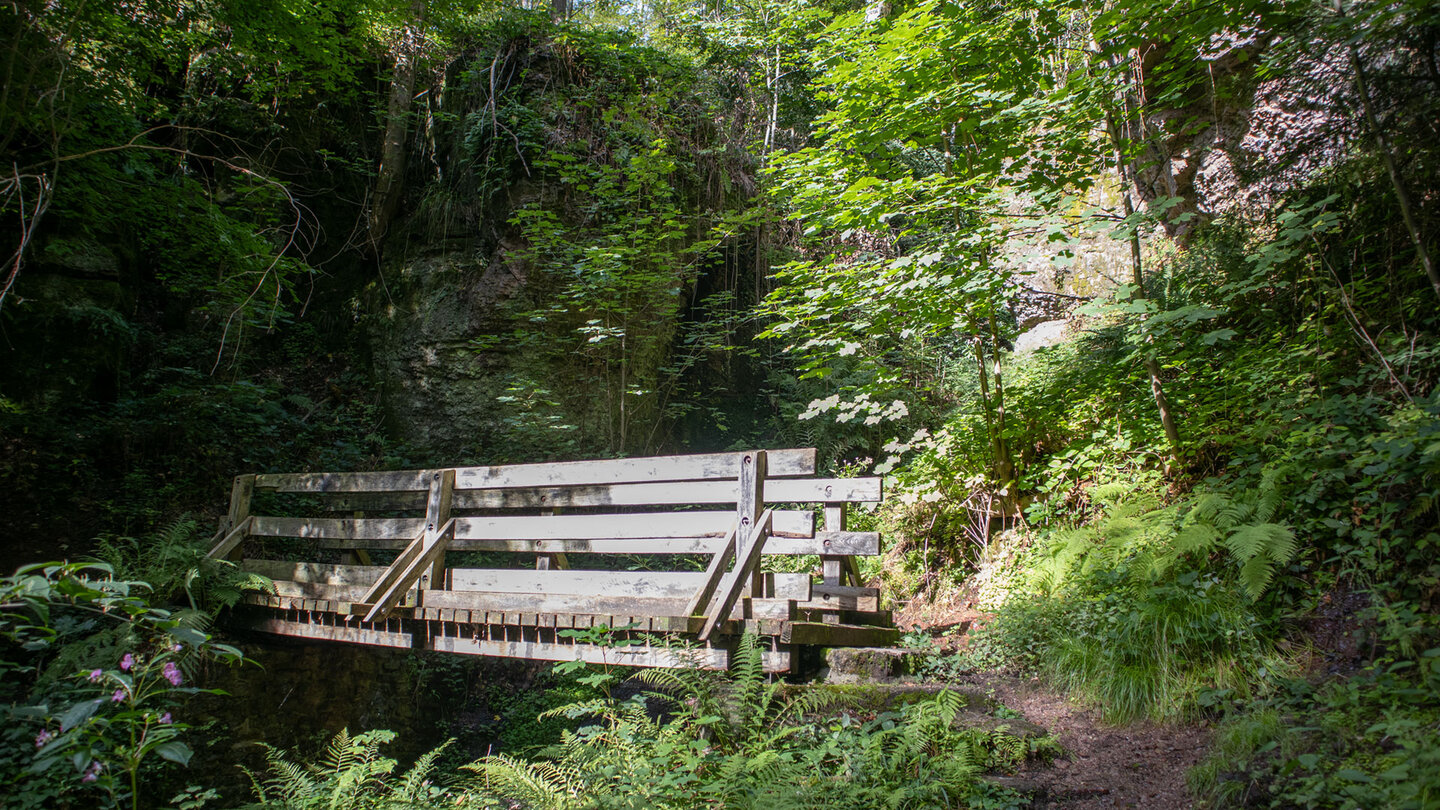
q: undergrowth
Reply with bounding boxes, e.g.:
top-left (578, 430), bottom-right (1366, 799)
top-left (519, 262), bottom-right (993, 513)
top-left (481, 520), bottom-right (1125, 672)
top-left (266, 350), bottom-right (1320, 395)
top-left (238, 636), bottom-right (1045, 810)
top-left (1188, 659), bottom-right (1440, 809)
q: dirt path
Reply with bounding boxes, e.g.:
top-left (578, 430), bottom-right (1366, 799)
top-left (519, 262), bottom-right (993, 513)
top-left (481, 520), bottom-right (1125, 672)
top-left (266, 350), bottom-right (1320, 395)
top-left (973, 674), bottom-right (1211, 809)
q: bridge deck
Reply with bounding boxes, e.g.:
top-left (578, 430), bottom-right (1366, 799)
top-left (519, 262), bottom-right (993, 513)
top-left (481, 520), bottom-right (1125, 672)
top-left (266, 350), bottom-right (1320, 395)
top-left (209, 449), bottom-right (896, 673)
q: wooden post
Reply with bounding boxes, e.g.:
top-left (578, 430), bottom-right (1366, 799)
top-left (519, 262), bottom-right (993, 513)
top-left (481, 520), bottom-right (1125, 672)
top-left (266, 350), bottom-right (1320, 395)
top-left (536, 508), bottom-right (569, 570)
top-left (737, 450), bottom-right (766, 596)
top-left (421, 470), bottom-right (454, 593)
top-left (206, 474), bottom-right (255, 561)
top-left (820, 502), bottom-right (846, 625)
top-left (821, 503), bottom-right (846, 585)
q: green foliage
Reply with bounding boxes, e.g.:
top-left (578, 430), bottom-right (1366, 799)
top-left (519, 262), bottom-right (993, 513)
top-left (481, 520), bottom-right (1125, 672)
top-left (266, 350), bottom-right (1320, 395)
top-left (465, 635), bottom-right (1035, 809)
top-left (962, 487), bottom-right (1296, 722)
top-left (240, 729), bottom-right (451, 810)
top-left (1189, 660), bottom-right (1440, 809)
top-left (0, 563), bottom-right (244, 810)
top-left (93, 518), bottom-right (274, 612)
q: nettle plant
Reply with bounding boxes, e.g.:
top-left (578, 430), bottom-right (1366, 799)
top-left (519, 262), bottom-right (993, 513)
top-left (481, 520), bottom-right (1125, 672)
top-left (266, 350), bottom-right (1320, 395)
top-left (0, 562), bottom-right (244, 809)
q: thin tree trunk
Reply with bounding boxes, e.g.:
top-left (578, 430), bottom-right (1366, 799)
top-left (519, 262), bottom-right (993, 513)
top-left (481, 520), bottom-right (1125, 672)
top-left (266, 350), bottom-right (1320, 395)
top-left (1105, 110), bottom-right (1183, 468)
top-left (369, 0), bottom-right (426, 251)
top-left (987, 317), bottom-right (1015, 494)
top-left (1341, 6), bottom-right (1439, 302)
top-left (973, 335), bottom-right (1013, 490)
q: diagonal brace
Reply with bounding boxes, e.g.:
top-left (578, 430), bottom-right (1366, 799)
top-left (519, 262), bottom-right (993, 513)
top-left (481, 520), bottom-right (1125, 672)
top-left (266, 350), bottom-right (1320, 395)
top-left (683, 522), bottom-right (739, 619)
top-left (204, 516), bottom-right (254, 561)
top-left (361, 518), bottom-right (455, 623)
top-left (698, 509), bottom-right (773, 642)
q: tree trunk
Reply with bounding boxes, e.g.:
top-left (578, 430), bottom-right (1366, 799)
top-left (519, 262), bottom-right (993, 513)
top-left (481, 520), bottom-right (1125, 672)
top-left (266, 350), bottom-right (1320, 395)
top-left (368, 0), bottom-right (426, 252)
top-left (1341, 8), bottom-right (1439, 303)
top-left (1105, 109), bottom-right (1183, 469)
top-left (973, 332), bottom-right (1014, 493)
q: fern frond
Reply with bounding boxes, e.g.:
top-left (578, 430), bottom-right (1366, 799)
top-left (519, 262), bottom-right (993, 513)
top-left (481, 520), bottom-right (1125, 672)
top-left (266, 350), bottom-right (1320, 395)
top-left (1188, 493), bottom-right (1228, 525)
top-left (1173, 523), bottom-right (1221, 556)
top-left (1238, 554), bottom-right (1275, 601)
top-left (1224, 523), bottom-right (1294, 567)
top-left (467, 754), bottom-right (580, 809)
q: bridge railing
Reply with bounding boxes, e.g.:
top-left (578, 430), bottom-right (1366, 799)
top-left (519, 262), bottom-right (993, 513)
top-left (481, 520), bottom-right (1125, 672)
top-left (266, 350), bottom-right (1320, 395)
top-left (207, 448), bottom-right (890, 670)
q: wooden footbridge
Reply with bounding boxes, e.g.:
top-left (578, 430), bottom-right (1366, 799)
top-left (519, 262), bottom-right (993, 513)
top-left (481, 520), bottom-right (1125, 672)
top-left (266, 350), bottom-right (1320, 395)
top-left (206, 449), bottom-right (896, 672)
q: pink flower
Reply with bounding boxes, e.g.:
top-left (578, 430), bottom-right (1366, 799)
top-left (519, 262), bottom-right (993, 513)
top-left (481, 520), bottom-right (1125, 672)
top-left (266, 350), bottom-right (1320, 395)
top-left (81, 761), bottom-right (102, 783)
top-left (162, 661), bottom-right (182, 686)
top-left (119, 653), bottom-right (134, 672)
top-left (111, 689), bottom-right (125, 702)
top-left (34, 729), bottom-right (52, 748)
top-left (87, 669), bottom-right (103, 683)
top-left (158, 712), bottom-right (172, 724)
top-left (171, 643), bottom-right (183, 652)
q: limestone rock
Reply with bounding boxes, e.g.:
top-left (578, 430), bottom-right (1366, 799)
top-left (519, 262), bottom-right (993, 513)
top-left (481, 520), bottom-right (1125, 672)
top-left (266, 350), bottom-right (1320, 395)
top-left (821, 647), bottom-right (914, 683)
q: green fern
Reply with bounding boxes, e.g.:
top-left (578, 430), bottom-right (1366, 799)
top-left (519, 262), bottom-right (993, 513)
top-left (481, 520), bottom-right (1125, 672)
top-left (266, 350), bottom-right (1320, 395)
top-left (241, 728), bottom-right (450, 809)
top-left (1180, 489), bottom-right (1298, 600)
top-left (92, 516), bottom-right (271, 610)
top-left (465, 636), bottom-right (1022, 809)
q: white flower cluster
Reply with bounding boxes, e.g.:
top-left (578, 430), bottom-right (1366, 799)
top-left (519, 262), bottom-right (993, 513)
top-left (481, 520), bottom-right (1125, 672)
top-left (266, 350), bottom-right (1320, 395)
top-left (798, 393), bottom-right (909, 426)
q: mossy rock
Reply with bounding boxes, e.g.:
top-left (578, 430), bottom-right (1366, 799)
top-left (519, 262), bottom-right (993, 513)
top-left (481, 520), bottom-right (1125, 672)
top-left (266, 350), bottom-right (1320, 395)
top-left (821, 647), bottom-right (914, 683)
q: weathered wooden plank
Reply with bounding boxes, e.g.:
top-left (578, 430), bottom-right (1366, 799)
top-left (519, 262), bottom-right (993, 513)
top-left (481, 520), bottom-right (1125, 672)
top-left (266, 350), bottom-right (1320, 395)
top-left (420, 590), bottom-right (781, 622)
top-left (745, 599), bottom-right (799, 621)
top-left (796, 608), bottom-right (892, 625)
top-left (264, 580), bottom-right (375, 601)
top-left (448, 569), bottom-right (706, 599)
top-left (319, 476), bottom-right (881, 511)
top-left (456, 477), bottom-right (880, 508)
top-left (241, 616), bottom-right (413, 648)
top-left (453, 448), bottom-right (816, 490)
top-left (781, 622), bottom-right (901, 647)
top-left (420, 590), bottom-right (685, 613)
top-left (320, 492), bottom-right (427, 511)
top-left (442, 569), bottom-right (810, 602)
top-left (255, 470), bottom-right (434, 493)
top-left (242, 559), bottom-right (385, 587)
top-left (320, 531), bottom-right (880, 557)
top-left (807, 585), bottom-right (881, 612)
top-left (451, 510), bottom-right (813, 541)
top-left (263, 451), bottom-right (815, 496)
top-left (430, 635), bottom-right (749, 669)
top-left (250, 516), bottom-right (426, 540)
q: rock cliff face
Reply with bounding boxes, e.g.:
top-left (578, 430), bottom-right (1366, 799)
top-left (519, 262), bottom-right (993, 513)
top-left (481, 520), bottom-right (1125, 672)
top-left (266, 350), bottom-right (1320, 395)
top-left (359, 34), bottom-right (747, 461)
top-left (366, 240), bottom-right (533, 458)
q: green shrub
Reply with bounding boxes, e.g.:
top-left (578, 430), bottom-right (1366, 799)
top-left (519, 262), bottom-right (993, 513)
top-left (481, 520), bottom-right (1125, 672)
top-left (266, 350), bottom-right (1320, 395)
top-left (466, 635), bottom-right (1036, 809)
top-left (963, 488), bottom-right (1296, 722)
top-left (1189, 658), bottom-right (1440, 809)
top-left (0, 563), bottom-right (245, 810)
top-left (240, 729), bottom-right (450, 810)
